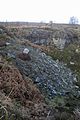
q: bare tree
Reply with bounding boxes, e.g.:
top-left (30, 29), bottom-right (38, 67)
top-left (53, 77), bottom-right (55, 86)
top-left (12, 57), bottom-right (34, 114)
top-left (69, 16), bottom-right (78, 24)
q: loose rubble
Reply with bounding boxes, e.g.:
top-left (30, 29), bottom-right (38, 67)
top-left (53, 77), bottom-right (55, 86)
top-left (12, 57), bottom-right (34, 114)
top-left (15, 48), bottom-right (77, 98)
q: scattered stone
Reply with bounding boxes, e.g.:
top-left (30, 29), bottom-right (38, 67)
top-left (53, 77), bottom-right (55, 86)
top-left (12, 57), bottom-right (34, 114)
top-left (23, 48), bottom-right (29, 54)
top-left (6, 42), bottom-right (10, 45)
top-left (70, 61), bottom-right (75, 65)
top-left (15, 49), bottom-right (77, 98)
top-left (75, 49), bottom-right (79, 53)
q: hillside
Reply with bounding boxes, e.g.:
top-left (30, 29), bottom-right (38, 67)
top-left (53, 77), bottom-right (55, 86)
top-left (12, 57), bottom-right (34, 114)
top-left (0, 23), bottom-right (80, 120)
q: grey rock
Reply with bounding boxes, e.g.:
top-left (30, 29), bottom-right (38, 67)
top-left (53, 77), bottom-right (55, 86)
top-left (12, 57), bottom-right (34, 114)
top-left (12, 46), bottom-right (77, 98)
top-left (0, 32), bottom-right (78, 99)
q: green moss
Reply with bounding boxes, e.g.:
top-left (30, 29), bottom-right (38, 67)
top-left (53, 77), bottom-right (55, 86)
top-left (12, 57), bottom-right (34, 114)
top-left (45, 96), bottom-right (65, 107)
top-left (46, 43), bottom-right (80, 114)
top-left (47, 43), bottom-right (80, 84)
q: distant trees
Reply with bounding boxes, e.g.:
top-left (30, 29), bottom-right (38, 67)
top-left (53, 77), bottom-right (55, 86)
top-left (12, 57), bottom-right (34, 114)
top-left (69, 16), bottom-right (79, 24)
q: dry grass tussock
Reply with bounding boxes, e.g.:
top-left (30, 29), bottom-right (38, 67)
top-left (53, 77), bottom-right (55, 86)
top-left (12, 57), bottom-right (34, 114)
top-left (0, 56), bottom-right (55, 120)
top-left (0, 57), bottom-right (44, 105)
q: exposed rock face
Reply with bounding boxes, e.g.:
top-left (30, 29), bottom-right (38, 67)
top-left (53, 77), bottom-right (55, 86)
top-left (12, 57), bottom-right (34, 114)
top-left (53, 38), bottom-right (66, 49)
top-left (7, 25), bottom-right (80, 50)
top-left (52, 29), bottom-right (79, 49)
top-left (24, 28), bottom-right (52, 45)
top-left (21, 28), bottom-right (79, 49)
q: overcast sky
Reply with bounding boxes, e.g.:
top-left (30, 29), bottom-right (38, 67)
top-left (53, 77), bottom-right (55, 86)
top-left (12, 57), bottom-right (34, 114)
top-left (0, 0), bottom-right (80, 23)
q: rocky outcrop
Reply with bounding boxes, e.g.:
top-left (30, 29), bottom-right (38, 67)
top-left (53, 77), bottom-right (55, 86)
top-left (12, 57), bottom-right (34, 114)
top-left (22, 28), bottom-right (53, 45)
top-left (15, 47), bottom-right (77, 98)
top-left (18, 27), bottom-right (79, 49)
top-left (52, 29), bottom-right (79, 49)
top-left (0, 26), bottom-right (79, 99)
top-left (7, 24), bottom-right (80, 50)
